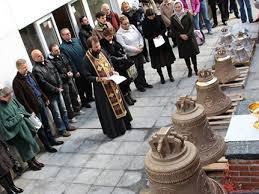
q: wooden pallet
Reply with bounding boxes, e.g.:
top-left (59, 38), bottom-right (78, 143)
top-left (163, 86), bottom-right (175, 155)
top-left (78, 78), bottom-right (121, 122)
top-left (204, 157), bottom-right (228, 181)
top-left (207, 93), bottom-right (244, 131)
top-left (212, 66), bottom-right (250, 89)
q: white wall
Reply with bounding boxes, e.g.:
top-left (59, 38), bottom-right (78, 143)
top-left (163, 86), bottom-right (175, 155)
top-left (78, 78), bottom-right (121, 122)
top-left (7, 0), bottom-right (71, 30)
top-left (0, 2), bottom-right (31, 87)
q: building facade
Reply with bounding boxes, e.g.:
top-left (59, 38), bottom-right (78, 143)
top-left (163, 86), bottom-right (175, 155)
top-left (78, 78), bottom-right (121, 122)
top-left (0, 0), bottom-right (129, 86)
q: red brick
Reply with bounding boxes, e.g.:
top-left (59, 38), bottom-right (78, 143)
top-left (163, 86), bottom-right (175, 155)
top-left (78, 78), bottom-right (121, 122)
top-left (231, 176), bottom-right (251, 182)
top-left (251, 177), bottom-right (259, 182)
top-left (249, 165), bottom-right (259, 171)
top-left (229, 171), bottom-right (239, 176)
top-left (240, 182), bottom-right (259, 190)
top-left (229, 165), bottom-right (249, 171)
top-left (236, 160), bottom-right (252, 164)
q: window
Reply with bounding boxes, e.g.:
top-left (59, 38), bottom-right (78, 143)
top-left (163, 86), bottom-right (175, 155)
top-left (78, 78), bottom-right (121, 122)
top-left (87, 0), bottom-right (111, 20)
top-left (19, 24), bottom-right (44, 63)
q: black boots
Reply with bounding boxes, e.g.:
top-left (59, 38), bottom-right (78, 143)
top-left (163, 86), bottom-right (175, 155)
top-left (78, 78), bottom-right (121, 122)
top-left (28, 157), bottom-right (44, 171)
top-left (166, 66), bottom-right (175, 82)
top-left (157, 67), bottom-right (174, 84)
top-left (124, 93), bottom-right (136, 106)
top-left (0, 172), bottom-right (24, 194)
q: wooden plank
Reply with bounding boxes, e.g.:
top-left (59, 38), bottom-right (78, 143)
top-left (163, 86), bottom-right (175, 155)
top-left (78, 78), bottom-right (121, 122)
top-left (203, 163), bottom-right (228, 172)
top-left (207, 115), bottom-right (232, 120)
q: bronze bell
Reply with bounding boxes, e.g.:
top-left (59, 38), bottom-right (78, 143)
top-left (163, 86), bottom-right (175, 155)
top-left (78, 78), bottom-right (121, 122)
top-left (234, 41), bottom-right (250, 64)
top-left (172, 96), bottom-right (226, 166)
top-left (196, 69), bottom-right (232, 116)
top-left (236, 31), bottom-right (253, 50)
top-left (214, 47), bottom-right (240, 83)
top-left (219, 27), bottom-right (234, 46)
top-left (145, 127), bottom-right (227, 194)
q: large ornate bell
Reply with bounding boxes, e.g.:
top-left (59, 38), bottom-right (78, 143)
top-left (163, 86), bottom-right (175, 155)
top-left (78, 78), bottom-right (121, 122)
top-left (145, 127), bottom-right (227, 194)
top-left (196, 69), bottom-right (232, 116)
top-left (214, 47), bottom-right (240, 83)
top-left (236, 31), bottom-right (253, 50)
top-left (219, 27), bottom-right (234, 46)
top-left (234, 42), bottom-right (250, 64)
top-left (172, 96), bottom-right (226, 166)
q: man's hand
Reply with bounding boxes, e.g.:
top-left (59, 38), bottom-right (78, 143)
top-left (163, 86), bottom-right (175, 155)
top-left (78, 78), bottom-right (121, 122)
top-left (113, 71), bottom-right (119, 75)
top-left (46, 100), bottom-right (50, 106)
top-left (100, 77), bottom-right (110, 84)
top-left (180, 34), bottom-right (188, 40)
top-left (58, 88), bottom-right (63, 92)
top-left (31, 112), bottom-right (36, 117)
top-left (75, 72), bottom-right (80, 77)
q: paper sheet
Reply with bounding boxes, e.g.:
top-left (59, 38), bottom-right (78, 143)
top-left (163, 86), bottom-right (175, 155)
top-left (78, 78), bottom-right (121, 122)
top-left (225, 115), bottom-right (259, 142)
top-left (153, 35), bottom-right (165, 48)
top-left (108, 75), bottom-right (127, 84)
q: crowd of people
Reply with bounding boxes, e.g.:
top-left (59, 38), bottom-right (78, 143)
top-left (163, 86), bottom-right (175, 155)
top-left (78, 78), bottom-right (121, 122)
top-left (0, 0), bottom-right (257, 193)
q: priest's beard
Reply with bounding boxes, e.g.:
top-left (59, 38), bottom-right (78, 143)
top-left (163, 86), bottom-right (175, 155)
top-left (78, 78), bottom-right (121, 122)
top-left (91, 49), bottom-right (101, 58)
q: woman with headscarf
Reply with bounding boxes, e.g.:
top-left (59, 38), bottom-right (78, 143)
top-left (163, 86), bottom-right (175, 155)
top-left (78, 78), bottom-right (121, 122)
top-left (142, 8), bottom-right (176, 84)
top-left (180, 0), bottom-right (200, 30)
top-left (170, 0), bottom-right (200, 77)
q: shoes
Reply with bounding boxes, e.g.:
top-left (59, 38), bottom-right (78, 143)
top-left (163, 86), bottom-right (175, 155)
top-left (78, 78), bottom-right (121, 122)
top-left (11, 186), bottom-right (24, 193)
top-left (235, 15), bottom-right (240, 19)
top-left (188, 71), bottom-right (192, 77)
top-left (124, 94), bottom-right (134, 106)
top-left (83, 103), bottom-right (91, 108)
top-left (69, 117), bottom-right (77, 123)
top-left (45, 146), bottom-right (57, 153)
top-left (145, 57), bottom-right (150, 63)
top-left (160, 77), bottom-right (165, 84)
top-left (32, 158), bottom-right (45, 168)
top-left (61, 130), bottom-right (71, 137)
top-left (74, 110), bottom-right (85, 116)
top-left (86, 97), bottom-right (95, 102)
top-left (126, 123), bottom-right (132, 130)
top-left (223, 21), bottom-right (227, 26)
top-left (249, 19), bottom-right (254, 23)
top-left (143, 84), bottom-right (153, 88)
top-left (28, 161), bottom-right (41, 171)
top-left (207, 31), bottom-right (213, 35)
top-left (169, 77), bottom-right (175, 82)
top-left (212, 24), bottom-right (217, 28)
top-left (50, 140), bottom-right (64, 146)
top-left (129, 94), bottom-right (137, 103)
top-left (137, 87), bottom-right (146, 92)
top-left (67, 125), bottom-right (76, 131)
top-left (173, 44), bottom-right (177, 48)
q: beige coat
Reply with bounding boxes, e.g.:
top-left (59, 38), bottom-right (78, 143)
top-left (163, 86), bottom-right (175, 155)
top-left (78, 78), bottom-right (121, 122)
top-left (160, 0), bottom-right (175, 27)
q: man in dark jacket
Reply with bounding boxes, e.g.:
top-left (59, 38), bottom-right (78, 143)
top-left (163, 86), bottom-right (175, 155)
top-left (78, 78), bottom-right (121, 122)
top-left (208, 0), bottom-right (229, 27)
top-left (13, 59), bottom-right (63, 152)
top-left (79, 16), bottom-right (93, 50)
top-left (60, 28), bottom-right (93, 108)
top-left (48, 43), bottom-right (81, 123)
top-left (31, 49), bottom-right (76, 137)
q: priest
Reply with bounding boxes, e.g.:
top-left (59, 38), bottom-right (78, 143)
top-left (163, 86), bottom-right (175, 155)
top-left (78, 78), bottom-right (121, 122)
top-left (80, 36), bottom-right (133, 139)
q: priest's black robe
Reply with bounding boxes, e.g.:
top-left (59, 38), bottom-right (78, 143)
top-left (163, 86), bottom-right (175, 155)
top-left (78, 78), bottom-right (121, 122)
top-left (80, 51), bottom-right (133, 139)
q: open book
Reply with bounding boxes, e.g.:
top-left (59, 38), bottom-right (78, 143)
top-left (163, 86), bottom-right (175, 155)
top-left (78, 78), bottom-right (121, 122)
top-left (108, 74), bottom-right (127, 84)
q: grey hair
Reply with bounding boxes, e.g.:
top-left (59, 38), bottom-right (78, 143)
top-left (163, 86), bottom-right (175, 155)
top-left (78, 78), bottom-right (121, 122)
top-left (0, 87), bottom-right (13, 97)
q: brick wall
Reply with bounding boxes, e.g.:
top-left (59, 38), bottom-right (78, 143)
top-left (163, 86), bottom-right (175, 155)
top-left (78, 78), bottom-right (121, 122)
top-left (228, 159), bottom-right (259, 190)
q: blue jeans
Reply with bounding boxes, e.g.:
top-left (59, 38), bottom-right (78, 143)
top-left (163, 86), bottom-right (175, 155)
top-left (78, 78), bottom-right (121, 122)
top-left (199, 0), bottom-right (212, 32)
top-left (237, 0), bottom-right (253, 23)
top-left (49, 92), bottom-right (69, 133)
top-left (193, 13), bottom-right (200, 30)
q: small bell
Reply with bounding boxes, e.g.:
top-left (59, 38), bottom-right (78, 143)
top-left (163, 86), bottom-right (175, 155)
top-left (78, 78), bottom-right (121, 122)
top-left (214, 47), bottom-right (240, 83)
top-left (196, 69), bottom-right (232, 116)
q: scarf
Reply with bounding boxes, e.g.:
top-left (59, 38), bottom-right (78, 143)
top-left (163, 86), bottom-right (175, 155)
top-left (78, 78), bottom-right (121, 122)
top-left (174, 0), bottom-right (186, 21)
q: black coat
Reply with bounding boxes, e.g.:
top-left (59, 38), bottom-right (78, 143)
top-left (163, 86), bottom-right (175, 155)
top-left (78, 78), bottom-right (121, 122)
top-left (0, 138), bottom-right (13, 178)
top-left (48, 53), bottom-right (73, 84)
top-left (13, 72), bottom-right (48, 114)
top-left (143, 15), bottom-right (176, 69)
top-left (79, 25), bottom-right (92, 50)
top-left (80, 51), bottom-right (133, 138)
top-left (32, 60), bottom-right (62, 98)
top-left (122, 8), bottom-right (144, 33)
top-left (170, 12), bottom-right (199, 58)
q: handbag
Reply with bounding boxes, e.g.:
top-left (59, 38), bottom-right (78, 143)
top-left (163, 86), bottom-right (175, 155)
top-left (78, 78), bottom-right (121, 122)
top-left (28, 115), bottom-right (42, 130)
top-left (126, 64), bottom-right (138, 80)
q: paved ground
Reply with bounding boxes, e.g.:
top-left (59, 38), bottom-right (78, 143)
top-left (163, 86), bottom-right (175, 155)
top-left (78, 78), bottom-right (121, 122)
top-left (13, 16), bottom-right (259, 194)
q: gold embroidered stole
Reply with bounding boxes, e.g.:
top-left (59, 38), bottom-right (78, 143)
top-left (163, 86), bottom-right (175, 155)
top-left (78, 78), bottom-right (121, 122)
top-left (86, 51), bottom-right (127, 119)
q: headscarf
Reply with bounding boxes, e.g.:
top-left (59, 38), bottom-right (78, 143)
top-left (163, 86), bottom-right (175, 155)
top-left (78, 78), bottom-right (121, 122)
top-left (173, 0), bottom-right (186, 21)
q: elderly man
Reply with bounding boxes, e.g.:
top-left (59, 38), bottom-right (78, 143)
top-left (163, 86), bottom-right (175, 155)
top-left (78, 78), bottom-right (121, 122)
top-left (101, 3), bottom-right (120, 31)
top-left (31, 49), bottom-right (75, 137)
top-left (0, 87), bottom-right (44, 171)
top-left (60, 28), bottom-right (93, 108)
top-left (13, 58), bottom-right (63, 152)
top-left (92, 11), bottom-right (114, 40)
